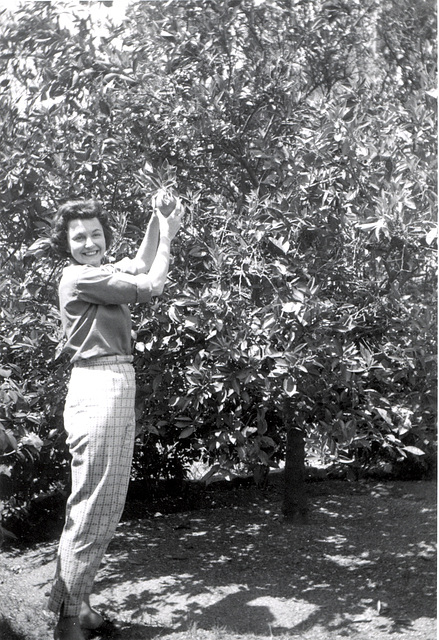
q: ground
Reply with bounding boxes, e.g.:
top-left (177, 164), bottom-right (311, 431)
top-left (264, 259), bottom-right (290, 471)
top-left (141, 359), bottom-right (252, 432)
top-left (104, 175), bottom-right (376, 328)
top-left (0, 475), bottom-right (436, 640)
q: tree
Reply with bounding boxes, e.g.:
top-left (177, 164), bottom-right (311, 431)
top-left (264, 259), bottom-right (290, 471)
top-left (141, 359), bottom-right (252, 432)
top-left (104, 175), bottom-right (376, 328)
top-left (0, 0), bottom-right (436, 530)
top-left (119, 0), bottom-right (437, 516)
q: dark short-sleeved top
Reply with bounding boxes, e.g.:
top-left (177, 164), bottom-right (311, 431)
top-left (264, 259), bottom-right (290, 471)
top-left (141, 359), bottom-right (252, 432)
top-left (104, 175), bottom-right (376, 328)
top-left (59, 263), bottom-right (152, 362)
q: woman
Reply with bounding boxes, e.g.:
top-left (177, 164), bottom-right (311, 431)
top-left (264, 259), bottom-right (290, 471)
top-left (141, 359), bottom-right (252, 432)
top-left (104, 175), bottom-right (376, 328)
top-left (48, 195), bottom-right (182, 640)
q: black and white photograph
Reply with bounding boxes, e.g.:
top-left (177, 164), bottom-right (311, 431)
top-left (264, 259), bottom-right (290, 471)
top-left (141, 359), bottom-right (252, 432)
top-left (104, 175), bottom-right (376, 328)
top-left (0, 1), bottom-right (436, 639)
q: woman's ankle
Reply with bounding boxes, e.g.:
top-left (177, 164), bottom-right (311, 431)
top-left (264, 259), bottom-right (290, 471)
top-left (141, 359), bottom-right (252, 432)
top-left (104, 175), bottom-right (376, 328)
top-left (79, 601), bottom-right (104, 629)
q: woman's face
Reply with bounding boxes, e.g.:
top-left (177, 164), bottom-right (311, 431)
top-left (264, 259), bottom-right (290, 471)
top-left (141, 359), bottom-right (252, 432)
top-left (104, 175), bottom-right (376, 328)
top-left (67, 217), bottom-right (106, 267)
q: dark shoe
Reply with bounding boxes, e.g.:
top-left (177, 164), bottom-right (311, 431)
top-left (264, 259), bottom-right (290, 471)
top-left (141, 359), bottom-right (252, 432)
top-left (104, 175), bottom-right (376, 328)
top-left (54, 624), bottom-right (86, 640)
top-left (83, 618), bottom-right (118, 638)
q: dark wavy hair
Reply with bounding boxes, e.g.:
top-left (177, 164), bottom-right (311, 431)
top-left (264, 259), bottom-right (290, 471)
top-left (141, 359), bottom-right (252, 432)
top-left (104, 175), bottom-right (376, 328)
top-left (50, 199), bottom-right (113, 259)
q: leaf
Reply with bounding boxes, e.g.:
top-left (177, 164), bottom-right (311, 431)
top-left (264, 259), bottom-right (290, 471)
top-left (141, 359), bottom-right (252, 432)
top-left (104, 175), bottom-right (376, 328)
top-left (262, 315), bottom-right (276, 330)
top-left (282, 302), bottom-right (297, 313)
top-left (99, 99), bottom-right (111, 116)
top-left (269, 236), bottom-right (290, 253)
top-left (283, 378), bottom-right (297, 396)
top-left (184, 316), bottom-right (199, 329)
top-left (426, 227), bottom-right (437, 245)
top-left (200, 464), bottom-right (220, 485)
top-left (21, 433), bottom-right (44, 451)
top-left (152, 375), bottom-right (162, 392)
top-left (168, 306), bottom-right (181, 323)
top-left (376, 408), bottom-right (393, 425)
top-left (403, 445), bottom-right (425, 457)
top-left (179, 426), bottom-right (195, 439)
top-left (0, 525), bottom-right (17, 541)
top-left (4, 431), bottom-right (18, 452)
top-left (160, 30), bottom-right (176, 41)
top-left (25, 238), bottom-right (51, 257)
top-left (143, 160), bottom-right (155, 174)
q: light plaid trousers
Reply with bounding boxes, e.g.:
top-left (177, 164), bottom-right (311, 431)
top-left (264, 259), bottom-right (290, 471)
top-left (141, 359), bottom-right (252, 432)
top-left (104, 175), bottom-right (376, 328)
top-left (48, 356), bottom-right (136, 617)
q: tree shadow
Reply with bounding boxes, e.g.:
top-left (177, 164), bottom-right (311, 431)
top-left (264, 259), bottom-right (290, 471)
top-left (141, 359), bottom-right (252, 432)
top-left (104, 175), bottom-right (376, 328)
top-left (0, 617), bottom-right (29, 640)
top-left (82, 621), bottom-right (173, 640)
top-left (90, 479), bottom-right (436, 638)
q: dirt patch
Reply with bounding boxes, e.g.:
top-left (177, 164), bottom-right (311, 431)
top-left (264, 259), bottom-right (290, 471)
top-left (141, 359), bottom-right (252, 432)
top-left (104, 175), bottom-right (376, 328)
top-left (0, 477), bottom-right (436, 640)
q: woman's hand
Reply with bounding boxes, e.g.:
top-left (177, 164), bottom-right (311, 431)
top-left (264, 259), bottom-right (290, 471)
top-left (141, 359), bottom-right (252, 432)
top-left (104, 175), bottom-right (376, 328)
top-left (153, 189), bottom-right (184, 240)
top-left (153, 188), bottom-right (178, 218)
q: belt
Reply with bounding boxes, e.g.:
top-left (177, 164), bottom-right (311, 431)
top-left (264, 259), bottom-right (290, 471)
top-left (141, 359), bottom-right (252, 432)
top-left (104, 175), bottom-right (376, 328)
top-left (73, 355), bottom-right (134, 367)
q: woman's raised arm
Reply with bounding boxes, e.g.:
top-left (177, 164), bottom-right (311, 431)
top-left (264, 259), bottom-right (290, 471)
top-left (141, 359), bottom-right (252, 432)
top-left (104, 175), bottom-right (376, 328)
top-left (116, 193), bottom-right (182, 275)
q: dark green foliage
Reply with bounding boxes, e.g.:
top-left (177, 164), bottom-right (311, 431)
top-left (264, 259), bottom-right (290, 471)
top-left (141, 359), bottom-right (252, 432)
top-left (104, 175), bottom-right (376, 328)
top-left (0, 0), bottom-right (436, 529)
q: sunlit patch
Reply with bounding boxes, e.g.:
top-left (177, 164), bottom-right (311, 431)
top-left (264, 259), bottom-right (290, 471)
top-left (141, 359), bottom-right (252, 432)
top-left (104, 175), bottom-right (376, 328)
top-left (247, 596), bottom-right (319, 628)
top-left (317, 534), bottom-right (349, 545)
top-left (93, 577), bottom-right (245, 627)
top-left (323, 554), bottom-right (374, 568)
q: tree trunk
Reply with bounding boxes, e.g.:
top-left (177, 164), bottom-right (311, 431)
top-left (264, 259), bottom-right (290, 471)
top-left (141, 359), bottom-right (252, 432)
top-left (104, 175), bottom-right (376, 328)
top-left (283, 400), bottom-right (308, 524)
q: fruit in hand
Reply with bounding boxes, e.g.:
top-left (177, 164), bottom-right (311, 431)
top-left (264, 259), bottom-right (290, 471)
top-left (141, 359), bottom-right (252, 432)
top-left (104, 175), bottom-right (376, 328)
top-left (155, 188), bottom-right (177, 217)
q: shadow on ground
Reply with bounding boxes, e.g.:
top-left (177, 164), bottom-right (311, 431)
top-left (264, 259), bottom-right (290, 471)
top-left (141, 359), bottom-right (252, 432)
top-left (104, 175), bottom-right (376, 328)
top-left (0, 618), bottom-right (28, 640)
top-left (86, 479), bottom-right (436, 639)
